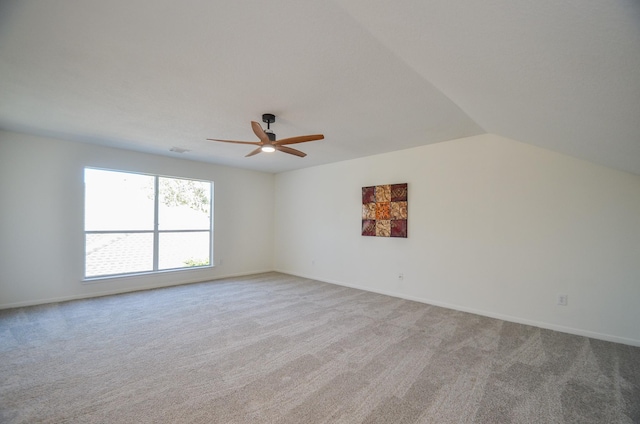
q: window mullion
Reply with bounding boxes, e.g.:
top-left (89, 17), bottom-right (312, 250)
top-left (153, 175), bottom-right (160, 271)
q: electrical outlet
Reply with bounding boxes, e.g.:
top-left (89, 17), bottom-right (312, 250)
top-left (557, 294), bottom-right (568, 306)
top-left (398, 272), bottom-right (404, 281)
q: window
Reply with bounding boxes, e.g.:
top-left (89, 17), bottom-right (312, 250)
top-left (84, 168), bottom-right (213, 278)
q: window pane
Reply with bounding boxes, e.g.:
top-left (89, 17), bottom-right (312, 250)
top-left (85, 233), bottom-right (153, 277)
top-left (158, 231), bottom-right (210, 270)
top-left (85, 169), bottom-right (155, 231)
top-left (158, 177), bottom-right (211, 230)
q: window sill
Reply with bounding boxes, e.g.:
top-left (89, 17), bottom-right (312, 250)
top-left (82, 265), bottom-right (215, 284)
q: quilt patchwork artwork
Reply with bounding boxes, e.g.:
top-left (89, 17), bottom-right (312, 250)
top-left (362, 183), bottom-right (408, 237)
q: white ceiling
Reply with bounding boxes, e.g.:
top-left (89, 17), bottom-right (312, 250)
top-left (1, 0), bottom-right (639, 174)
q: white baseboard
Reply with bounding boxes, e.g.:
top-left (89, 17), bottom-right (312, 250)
top-left (0, 269), bottom-right (274, 310)
top-left (6, 268), bottom-right (639, 348)
top-left (275, 269), bottom-right (640, 348)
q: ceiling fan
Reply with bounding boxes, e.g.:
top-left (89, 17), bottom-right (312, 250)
top-left (207, 114), bottom-right (324, 157)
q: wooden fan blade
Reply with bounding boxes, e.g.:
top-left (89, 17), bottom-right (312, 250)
top-left (251, 121), bottom-right (270, 143)
top-left (207, 138), bottom-right (261, 146)
top-left (245, 147), bottom-right (263, 157)
top-left (276, 145), bottom-right (307, 157)
top-left (274, 134), bottom-right (324, 146)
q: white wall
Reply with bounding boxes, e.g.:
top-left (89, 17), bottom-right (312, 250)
top-left (3, 130), bottom-right (639, 346)
top-left (274, 134), bottom-right (640, 346)
top-left (0, 131), bottom-right (274, 308)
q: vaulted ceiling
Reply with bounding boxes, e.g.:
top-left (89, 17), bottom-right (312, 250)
top-left (1, 1), bottom-right (639, 174)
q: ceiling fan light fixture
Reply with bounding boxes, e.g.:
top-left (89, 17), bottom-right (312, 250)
top-left (261, 145), bottom-right (276, 153)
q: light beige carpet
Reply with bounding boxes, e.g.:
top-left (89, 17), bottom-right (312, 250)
top-left (1, 272), bottom-right (639, 423)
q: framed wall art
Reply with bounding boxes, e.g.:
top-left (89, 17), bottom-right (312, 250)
top-left (362, 183), bottom-right (407, 237)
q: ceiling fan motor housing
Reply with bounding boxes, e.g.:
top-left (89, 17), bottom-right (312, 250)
top-left (262, 114), bottom-right (276, 140)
